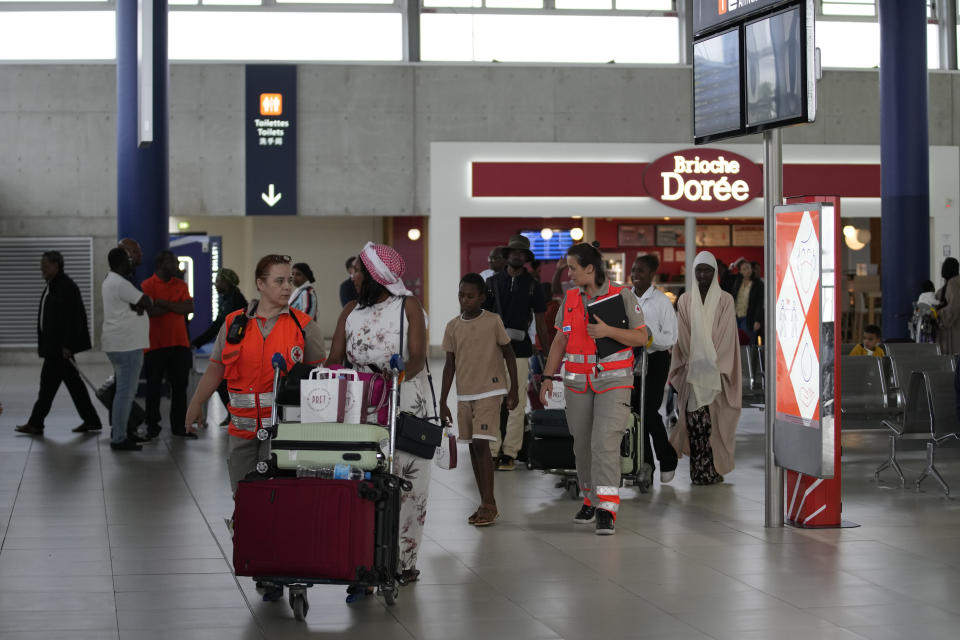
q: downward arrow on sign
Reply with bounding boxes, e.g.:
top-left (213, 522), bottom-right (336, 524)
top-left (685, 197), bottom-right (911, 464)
top-left (261, 184), bottom-right (282, 207)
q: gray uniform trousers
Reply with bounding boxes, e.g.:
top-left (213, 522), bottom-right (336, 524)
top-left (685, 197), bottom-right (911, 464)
top-left (564, 383), bottom-right (632, 510)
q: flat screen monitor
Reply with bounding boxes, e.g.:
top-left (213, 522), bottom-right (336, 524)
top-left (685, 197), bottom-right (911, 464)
top-left (520, 230), bottom-right (574, 261)
top-left (745, 6), bottom-right (803, 128)
top-left (693, 28), bottom-right (741, 143)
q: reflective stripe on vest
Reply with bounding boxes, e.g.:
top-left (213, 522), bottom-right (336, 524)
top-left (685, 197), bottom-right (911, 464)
top-left (228, 391), bottom-right (275, 409)
top-left (230, 415), bottom-right (259, 431)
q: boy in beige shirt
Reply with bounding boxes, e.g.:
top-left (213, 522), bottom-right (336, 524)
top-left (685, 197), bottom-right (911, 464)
top-left (440, 273), bottom-right (519, 527)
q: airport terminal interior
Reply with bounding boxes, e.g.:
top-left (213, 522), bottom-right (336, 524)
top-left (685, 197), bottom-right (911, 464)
top-left (4, 0), bottom-right (960, 638)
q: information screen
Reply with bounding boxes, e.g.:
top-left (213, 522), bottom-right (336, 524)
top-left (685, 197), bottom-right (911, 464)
top-left (521, 230), bottom-right (574, 260)
top-left (745, 6), bottom-right (803, 128)
top-left (693, 28), bottom-right (741, 141)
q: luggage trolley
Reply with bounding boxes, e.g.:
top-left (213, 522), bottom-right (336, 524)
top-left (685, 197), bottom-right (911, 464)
top-left (530, 349), bottom-right (653, 499)
top-left (232, 356), bottom-right (409, 620)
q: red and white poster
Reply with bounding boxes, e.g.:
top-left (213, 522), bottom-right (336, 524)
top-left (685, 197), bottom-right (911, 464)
top-left (775, 209), bottom-right (821, 423)
top-left (773, 203), bottom-right (838, 482)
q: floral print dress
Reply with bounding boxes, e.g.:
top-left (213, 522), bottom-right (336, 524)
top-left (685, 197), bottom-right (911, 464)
top-left (345, 295), bottom-right (432, 572)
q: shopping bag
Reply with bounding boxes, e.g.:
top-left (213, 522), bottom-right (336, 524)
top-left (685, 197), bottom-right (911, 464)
top-left (300, 368), bottom-right (347, 423)
top-left (544, 378), bottom-right (566, 410)
top-left (336, 369), bottom-right (365, 424)
top-left (326, 364), bottom-right (390, 425)
top-left (434, 424), bottom-right (458, 470)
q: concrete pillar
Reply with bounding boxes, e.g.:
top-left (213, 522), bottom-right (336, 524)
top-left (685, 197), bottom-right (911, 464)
top-left (117, 0), bottom-right (169, 282)
top-left (878, 0), bottom-right (930, 339)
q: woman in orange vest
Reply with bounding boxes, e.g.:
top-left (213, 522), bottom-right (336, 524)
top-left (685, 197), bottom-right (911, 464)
top-left (540, 242), bottom-right (650, 535)
top-left (184, 254), bottom-right (326, 493)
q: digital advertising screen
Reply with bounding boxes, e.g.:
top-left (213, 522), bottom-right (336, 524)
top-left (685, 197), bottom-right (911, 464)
top-left (745, 6), bottom-right (803, 128)
top-left (693, 28), bottom-right (742, 142)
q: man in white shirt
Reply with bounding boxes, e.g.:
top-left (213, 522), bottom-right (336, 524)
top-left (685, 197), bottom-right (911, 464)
top-left (631, 254), bottom-right (679, 484)
top-left (102, 247), bottom-right (153, 451)
top-left (478, 246), bottom-right (506, 282)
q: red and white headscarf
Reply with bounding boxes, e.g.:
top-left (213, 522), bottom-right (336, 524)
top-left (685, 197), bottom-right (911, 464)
top-left (360, 241), bottom-right (411, 297)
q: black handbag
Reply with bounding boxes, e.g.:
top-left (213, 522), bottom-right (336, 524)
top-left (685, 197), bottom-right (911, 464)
top-left (396, 412), bottom-right (444, 458)
top-left (275, 363), bottom-right (315, 406)
top-left (394, 297), bottom-right (445, 459)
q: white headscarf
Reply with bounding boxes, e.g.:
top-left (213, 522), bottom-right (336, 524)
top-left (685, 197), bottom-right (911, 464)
top-left (687, 251), bottom-right (723, 410)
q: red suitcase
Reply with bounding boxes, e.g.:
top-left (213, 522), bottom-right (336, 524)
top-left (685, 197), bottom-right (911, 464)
top-left (233, 478), bottom-right (375, 580)
top-left (230, 359), bottom-right (406, 619)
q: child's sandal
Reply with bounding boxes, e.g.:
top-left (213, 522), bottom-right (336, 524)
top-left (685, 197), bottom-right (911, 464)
top-left (473, 505), bottom-right (499, 527)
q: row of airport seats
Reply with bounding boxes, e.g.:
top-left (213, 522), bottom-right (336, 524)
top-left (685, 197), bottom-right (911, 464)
top-left (839, 343), bottom-right (960, 496)
top-left (739, 342), bottom-right (960, 495)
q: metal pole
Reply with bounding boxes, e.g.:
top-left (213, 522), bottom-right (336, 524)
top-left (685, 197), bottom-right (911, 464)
top-left (403, 0), bottom-right (421, 63)
top-left (684, 215), bottom-right (697, 291)
top-left (763, 128), bottom-right (784, 528)
top-left (938, 0), bottom-right (958, 71)
top-left (677, 0), bottom-right (694, 66)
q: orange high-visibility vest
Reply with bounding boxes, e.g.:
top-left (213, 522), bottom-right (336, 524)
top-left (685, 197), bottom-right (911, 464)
top-left (220, 308), bottom-right (310, 440)
top-left (560, 285), bottom-right (635, 394)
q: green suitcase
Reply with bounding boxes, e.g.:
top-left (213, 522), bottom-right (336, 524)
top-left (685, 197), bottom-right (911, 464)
top-left (271, 422), bottom-right (390, 472)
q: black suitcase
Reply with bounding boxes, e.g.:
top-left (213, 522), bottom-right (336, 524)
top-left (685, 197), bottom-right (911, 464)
top-left (525, 409), bottom-right (576, 470)
top-left (73, 362), bottom-right (145, 430)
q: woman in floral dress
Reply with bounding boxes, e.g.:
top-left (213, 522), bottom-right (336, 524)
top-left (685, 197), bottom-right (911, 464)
top-left (328, 241), bottom-right (431, 584)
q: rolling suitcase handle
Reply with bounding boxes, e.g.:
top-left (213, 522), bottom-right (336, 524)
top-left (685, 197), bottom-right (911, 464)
top-left (255, 353), bottom-right (288, 475)
top-left (388, 354), bottom-right (404, 470)
top-left (69, 357), bottom-right (99, 393)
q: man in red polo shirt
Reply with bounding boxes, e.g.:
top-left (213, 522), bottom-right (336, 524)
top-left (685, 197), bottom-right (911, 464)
top-left (141, 251), bottom-right (195, 439)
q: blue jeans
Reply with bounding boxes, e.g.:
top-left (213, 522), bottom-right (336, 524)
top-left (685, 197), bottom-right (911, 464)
top-left (737, 317), bottom-right (754, 343)
top-left (106, 350), bottom-right (144, 444)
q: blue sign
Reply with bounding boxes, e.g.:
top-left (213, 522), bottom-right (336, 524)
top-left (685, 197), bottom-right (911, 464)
top-left (246, 65), bottom-right (297, 215)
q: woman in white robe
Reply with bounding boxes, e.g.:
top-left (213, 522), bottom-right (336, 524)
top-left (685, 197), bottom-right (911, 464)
top-left (668, 251), bottom-right (741, 484)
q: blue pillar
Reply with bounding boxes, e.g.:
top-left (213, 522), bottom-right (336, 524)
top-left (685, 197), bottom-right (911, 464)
top-left (117, 0), bottom-right (169, 283)
top-left (879, 0), bottom-right (929, 339)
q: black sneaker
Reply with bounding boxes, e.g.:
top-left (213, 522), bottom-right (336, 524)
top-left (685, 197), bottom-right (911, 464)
top-left (72, 423), bottom-right (102, 433)
top-left (573, 504), bottom-right (596, 524)
top-left (595, 509), bottom-right (616, 536)
top-left (145, 424), bottom-right (162, 439)
top-left (262, 583), bottom-right (284, 602)
top-left (110, 439), bottom-right (142, 451)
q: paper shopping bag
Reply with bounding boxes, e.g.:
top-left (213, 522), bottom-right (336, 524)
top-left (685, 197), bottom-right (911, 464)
top-left (300, 368), bottom-right (346, 423)
top-left (336, 369), bottom-right (365, 424)
top-left (544, 375), bottom-right (566, 410)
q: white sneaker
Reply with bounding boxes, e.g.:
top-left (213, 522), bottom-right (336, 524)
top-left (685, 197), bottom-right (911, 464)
top-left (660, 469), bottom-right (675, 484)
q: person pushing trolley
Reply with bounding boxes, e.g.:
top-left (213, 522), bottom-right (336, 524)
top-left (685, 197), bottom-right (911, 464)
top-left (540, 242), bottom-right (650, 535)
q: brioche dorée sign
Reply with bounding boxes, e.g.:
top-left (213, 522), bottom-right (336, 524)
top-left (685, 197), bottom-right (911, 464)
top-left (642, 148), bottom-right (762, 214)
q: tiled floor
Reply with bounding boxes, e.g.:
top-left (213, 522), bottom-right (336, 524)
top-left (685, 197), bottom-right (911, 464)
top-left (2, 360), bottom-right (960, 639)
